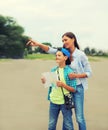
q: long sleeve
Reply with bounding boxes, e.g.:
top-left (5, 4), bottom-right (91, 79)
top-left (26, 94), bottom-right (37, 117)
top-left (80, 52), bottom-right (92, 78)
top-left (47, 47), bottom-right (57, 54)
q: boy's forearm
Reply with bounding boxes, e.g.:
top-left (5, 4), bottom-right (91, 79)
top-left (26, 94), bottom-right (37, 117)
top-left (62, 83), bottom-right (75, 92)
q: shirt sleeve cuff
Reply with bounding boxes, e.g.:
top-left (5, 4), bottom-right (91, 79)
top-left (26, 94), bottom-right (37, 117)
top-left (85, 72), bottom-right (92, 78)
top-left (47, 47), bottom-right (57, 54)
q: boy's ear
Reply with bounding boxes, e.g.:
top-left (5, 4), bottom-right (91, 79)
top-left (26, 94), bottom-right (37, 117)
top-left (64, 56), bottom-right (68, 60)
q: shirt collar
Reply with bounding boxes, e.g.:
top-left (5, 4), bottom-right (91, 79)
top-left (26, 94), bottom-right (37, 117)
top-left (72, 48), bottom-right (78, 58)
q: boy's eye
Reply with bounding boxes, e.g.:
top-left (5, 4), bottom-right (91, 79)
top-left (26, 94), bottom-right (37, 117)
top-left (56, 54), bottom-right (61, 57)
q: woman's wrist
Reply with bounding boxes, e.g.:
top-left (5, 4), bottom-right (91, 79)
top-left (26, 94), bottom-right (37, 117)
top-left (76, 73), bottom-right (87, 78)
top-left (76, 74), bottom-right (79, 78)
top-left (37, 42), bottom-right (41, 46)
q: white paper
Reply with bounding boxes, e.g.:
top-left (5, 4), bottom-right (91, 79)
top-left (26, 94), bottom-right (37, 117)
top-left (41, 72), bottom-right (58, 88)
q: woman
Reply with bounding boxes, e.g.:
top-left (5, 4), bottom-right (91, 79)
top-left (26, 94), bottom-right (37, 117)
top-left (41, 48), bottom-right (76, 130)
top-left (27, 32), bottom-right (92, 130)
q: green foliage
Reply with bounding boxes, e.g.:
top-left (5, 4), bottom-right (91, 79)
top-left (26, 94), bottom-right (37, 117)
top-left (84, 47), bottom-right (108, 57)
top-left (84, 47), bottom-right (91, 55)
top-left (24, 53), bottom-right (108, 61)
top-left (24, 53), bottom-right (55, 60)
top-left (1, 14), bottom-right (107, 58)
top-left (0, 15), bottom-right (29, 58)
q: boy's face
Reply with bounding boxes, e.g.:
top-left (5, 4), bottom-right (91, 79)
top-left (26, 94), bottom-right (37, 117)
top-left (56, 51), bottom-right (67, 64)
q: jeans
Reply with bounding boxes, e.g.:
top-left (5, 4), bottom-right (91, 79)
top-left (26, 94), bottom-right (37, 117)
top-left (73, 84), bottom-right (86, 130)
top-left (48, 102), bottom-right (74, 130)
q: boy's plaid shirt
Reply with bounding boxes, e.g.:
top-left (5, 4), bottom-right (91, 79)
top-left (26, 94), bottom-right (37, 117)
top-left (51, 65), bottom-right (76, 89)
top-left (47, 65), bottom-right (76, 100)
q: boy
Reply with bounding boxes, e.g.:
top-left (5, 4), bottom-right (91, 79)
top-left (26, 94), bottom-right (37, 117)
top-left (41, 48), bottom-right (76, 130)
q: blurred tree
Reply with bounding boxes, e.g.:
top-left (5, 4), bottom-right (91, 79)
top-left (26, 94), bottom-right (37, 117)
top-left (84, 47), bottom-right (91, 55)
top-left (0, 15), bottom-right (29, 58)
top-left (90, 48), bottom-right (97, 56)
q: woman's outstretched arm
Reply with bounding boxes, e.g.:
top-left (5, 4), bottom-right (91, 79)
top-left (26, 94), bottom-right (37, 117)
top-left (26, 39), bottom-right (49, 52)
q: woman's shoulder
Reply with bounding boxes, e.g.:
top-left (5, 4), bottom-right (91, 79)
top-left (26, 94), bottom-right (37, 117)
top-left (76, 49), bottom-right (86, 56)
top-left (76, 49), bottom-right (87, 60)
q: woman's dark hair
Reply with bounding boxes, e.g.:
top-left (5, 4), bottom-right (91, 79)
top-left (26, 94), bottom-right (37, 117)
top-left (62, 32), bottom-right (80, 49)
top-left (57, 48), bottom-right (71, 65)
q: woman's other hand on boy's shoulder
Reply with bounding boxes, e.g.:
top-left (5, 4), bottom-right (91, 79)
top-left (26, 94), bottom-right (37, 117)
top-left (68, 73), bottom-right (77, 79)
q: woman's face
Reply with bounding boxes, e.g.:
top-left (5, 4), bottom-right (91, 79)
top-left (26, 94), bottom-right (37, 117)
top-left (62, 36), bottom-right (74, 49)
top-left (56, 51), bottom-right (67, 64)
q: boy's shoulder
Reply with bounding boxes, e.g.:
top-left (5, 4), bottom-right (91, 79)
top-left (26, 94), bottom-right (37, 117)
top-left (51, 66), bottom-right (58, 72)
top-left (64, 65), bottom-right (74, 73)
top-left (51, 65), bottom-right (74, 73)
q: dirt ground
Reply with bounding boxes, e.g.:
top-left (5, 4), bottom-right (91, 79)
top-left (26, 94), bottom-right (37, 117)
top-left (0, 59), bottom-right (108, 130)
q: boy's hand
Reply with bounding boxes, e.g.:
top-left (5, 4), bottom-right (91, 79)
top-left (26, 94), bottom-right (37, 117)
top-left (41, 77), bottom-right (46, 84)
top-left (56, 80), bottom-right (63, 87)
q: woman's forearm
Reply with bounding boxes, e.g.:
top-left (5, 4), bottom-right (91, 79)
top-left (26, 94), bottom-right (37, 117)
top-left (69, 73), bottom-right (87, 79)
top-left (27, 40), bottom-right (50, 52)
top-left (38, 43), bottom-right (49, 52)
top-left (76, 73), bottom-right (87, 78)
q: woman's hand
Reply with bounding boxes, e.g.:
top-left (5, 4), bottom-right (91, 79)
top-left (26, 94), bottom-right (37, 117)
top-left (68, 73), bottom-right (77, 79)
top-left (26, 39), bottom-right (49, 52)
top-left (41, 77), bottom-right (46, 84)
top-left (26, 39), bottom-right (40, 46)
